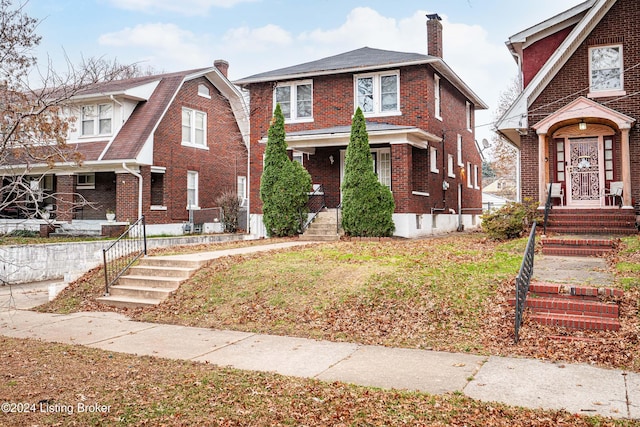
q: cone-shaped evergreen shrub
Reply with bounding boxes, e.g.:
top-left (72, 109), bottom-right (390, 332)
top-left (260, 104), bottom-right (312, 236)
top-left (341, 108), bottom-right (395, 237)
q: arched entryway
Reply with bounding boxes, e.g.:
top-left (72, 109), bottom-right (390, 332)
top-left (533, 97), bottom-right (635, 209)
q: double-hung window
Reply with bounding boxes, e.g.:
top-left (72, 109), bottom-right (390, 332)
top-left (187, 171), bottom-right (198, 209)
top-left (81, 104), bottom-right (112, 136)
top-left (182, 107), bottom-right (207, 148)
top-left (466, 101), bottom-right (472, 131)
top-left (274, 80), bottom-right (313, 122)
top-left (355, 71), bottom-right (399, 116)
top-left (589, 45), bottom-right (624, 96)
top-left (457, 134), bottom-right (463, 167)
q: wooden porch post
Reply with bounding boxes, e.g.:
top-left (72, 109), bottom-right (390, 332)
top-left (538, 132), bottom-right (547, 207)
top-left (620, 127), bottom-right (633, 208)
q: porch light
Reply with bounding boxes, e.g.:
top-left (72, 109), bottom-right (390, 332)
top-left (579, 119), bottom-right (587, 130)
top-left (329, 155), bottom-right (334, 165)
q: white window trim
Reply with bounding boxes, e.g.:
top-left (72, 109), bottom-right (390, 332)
top-left (77, 173), bottom-right (95, 190)
top-left (473, 164), bottom-right (480, 189)
top-left (274, 80), bottom-right (314, 123)
top-left (430, 146), bottom-right (439, 173)
top-left (434, 74), bottom-right (442, 121)
top-left (81, 103), bottom-right (113, 137)
top-left (447, 154), bottom-right (456, 178)
top-left (457, 134), bottom-right (463, 167)
top-left (466, 162), bottom-right (473, 188)
top-left (466, 101), bottom-right (472, 132)
top-left (237, 175), bottom-right (247, 206)
top-left (371, 147), bottom-right (392, 190)
top-left (197, 84), bottom-right (211, 99)
top-left (182, 107), bottom-right (208, 149)
top-left (187, 171), bottom-right (199, 209)
top-left (354, 71), bottom-right (401, 117)
top-left (588, 44), bottom-right (625, 98)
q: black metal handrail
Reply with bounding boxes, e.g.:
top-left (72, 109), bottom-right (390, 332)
top-left (514, 221), bottom-right (537, 343)
top-left (103, 216), bottom-right (147, 295)
top-left (543, 183), bottom-right (553, 234)
top-left (302, 185), bottom-right (327, 231)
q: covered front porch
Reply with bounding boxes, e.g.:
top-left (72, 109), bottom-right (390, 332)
top-left (533, 97), bottom-right (635, 210)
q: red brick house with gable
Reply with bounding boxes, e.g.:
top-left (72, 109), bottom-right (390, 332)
top-left (497, 0), bottom-right (639, 232)
top-left (235, 15), bottom-right (488, 238)
top-left (0, 62), bottom-right (249, 235)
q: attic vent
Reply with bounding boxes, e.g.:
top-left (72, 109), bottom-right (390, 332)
top-left (588, 36), bottom-right (624, 46)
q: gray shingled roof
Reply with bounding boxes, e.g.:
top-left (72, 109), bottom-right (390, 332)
top-left (234, 47), bottom-right (435, 84)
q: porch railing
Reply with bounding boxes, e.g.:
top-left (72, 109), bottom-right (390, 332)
top-left (302, 184), bottom-right (326, 231)
top-left (543, 183), bottom-right (553, 234)
top-left (514, 221), bottom-right (537, 343)
top-left (103, 216), bottom-right (147, 295)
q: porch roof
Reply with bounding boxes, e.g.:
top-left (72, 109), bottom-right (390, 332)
top-left (259, 122), bottom-right (442, 153)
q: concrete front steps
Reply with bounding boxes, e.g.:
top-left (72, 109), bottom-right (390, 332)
top-left (540, 237), bottom-right (619, 257)
top-left (97, 257), bottom-right (206, 309)
top-left (511, 282), bottom-right (622, 331)
top-left (299, 208), bottom-right (342, 242)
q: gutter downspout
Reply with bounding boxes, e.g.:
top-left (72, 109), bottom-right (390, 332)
top-left (122, 162), bottom-right (143, 219)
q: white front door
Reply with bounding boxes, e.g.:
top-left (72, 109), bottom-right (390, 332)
top-left (566, 137), bottom-right (603, 206)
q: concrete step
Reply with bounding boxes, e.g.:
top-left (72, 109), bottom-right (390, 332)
top-left (299, 234), bottom-right (340, 242)
top-left (108, 285), bottom-right (175, 300)
top-left (128, 265), bottom-right (194, 279)
top-left (96, 295), bottom-right (163, 309)
top-left (529, 312), bottom-right (620, 331)
top-left (117, 275), bottom-right (183, 289)
top-left (138, 257), bottom-right (205, 269)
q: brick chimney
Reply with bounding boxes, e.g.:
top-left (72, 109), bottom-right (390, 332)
top-left (426, 13), bottom-right (443, 58)
top-left (214, 59), bottom-right (229, 77)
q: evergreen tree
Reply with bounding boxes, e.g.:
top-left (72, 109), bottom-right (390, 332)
top-left (260, 104), bottom-right (311, 236)
top-left (341, 108), bottom-right (395, 236)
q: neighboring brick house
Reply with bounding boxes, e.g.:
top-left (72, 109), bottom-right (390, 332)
top-left (0, 62), bottom-right (249, 235)
top-left (497, 0), bottom-right (640, 222)
top-left (234, 15), bottom-right (488, 238)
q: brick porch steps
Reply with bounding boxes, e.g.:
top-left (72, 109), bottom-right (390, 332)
top-left (511, 281), bottom-right (622, 332)
top-left (540, 237), bottom-right (617, 256)
top-left (544, 208), bottom-right (636, 235)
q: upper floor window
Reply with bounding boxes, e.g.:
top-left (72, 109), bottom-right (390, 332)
top-left (457, 134), bottom-right (463, 167)
top-left (434, 74), bottom-right (442, 120)
top-left (275, 80), bottom-right (312, 122)
top-left (198, 84), bottom-right (211, 99)
top-left (182, 107), bottom-right (207, 148)
top-left (466, 101), bottom-right (472, 131)
top-left (355, 71), bottom-right (399, 116)
top-left (81, 104), bottom-right (112, 136)
top-left (589, 45), bottom-right (624, 95)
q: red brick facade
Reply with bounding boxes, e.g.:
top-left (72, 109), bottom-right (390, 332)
top-left (245, 64), bottom-right (483, 216)
top-left (519, 0), bottom-right (640, 210)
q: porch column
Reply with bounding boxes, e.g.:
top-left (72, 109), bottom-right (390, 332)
top-left (620, 127), bottom-right (633, 208)
top-left (537, 132), bottom-right (547, 206)
top-left (55, 174), bottom-right (74, 223)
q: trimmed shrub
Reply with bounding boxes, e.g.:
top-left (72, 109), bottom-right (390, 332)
top-left (341, 107), bottom-right (395, 237)
top-left (481, 198), bottom-right (541, 240)
top-left (260, 104), bottom-right (312, 237)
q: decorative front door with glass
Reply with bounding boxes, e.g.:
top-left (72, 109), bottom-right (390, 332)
top-left (567, 137), bottom-right (602, 206)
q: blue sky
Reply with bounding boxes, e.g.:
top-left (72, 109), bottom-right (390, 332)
top-left (24, 0), bottom-right (586, 145)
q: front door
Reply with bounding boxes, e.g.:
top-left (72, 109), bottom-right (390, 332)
top-left (567, 137), bottom-right (602, 206)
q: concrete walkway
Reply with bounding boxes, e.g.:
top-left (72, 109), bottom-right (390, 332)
top-left (0, 241), bottom-right (637, 420)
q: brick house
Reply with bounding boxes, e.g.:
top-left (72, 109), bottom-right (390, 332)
top-left (497, 0), bottom-right (639, 230)
top-left (0, 62), bottom-right (249, 235)
top-left (235, 15), bottom-right (488, 238)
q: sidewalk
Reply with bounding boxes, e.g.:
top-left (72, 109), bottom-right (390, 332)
top-left (0, 242), bottom-right (637, 420)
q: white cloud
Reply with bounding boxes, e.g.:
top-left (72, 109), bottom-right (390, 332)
top-left (107, 0), bottom-right (258, 15)
top-left (98, 23), bottom-right (206, 69)
top-left (222, 24), bottom-right (293, 52)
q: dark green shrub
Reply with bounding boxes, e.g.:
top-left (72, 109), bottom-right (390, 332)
top-left (341, 108), bottom-right (395, 237)
top-left (481, 198), bottom-right (541, 240)
top-left (260, 104), bottom-right (312, 237)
